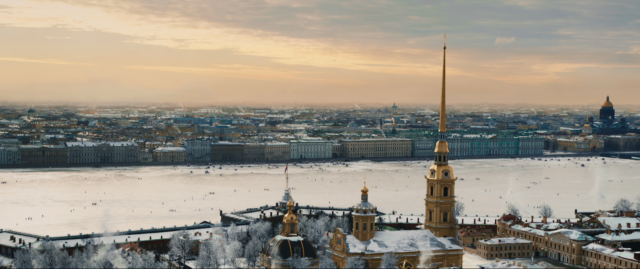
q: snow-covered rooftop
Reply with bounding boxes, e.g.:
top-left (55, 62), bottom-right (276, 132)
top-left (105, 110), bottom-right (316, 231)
top-left (548, 229), bottom-right (596, 241)
top-left (583, 243), bottom-right (640, 261)
top-left (596, 231), bottom-right (640, 241)
top-left (479, 237), bottom-right (532, 245)
top-left (597, 217), bottom-right (640, 230)
top-left (478, 261), bottom-right (545, 269)
top-left (344, 230), bottom-right (461, 253)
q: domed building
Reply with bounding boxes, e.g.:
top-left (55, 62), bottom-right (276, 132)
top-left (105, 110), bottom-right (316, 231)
top-left (599, 96), bottom-right (615, 121)
top-left (27, 107), bottom-right (35, 118)
top-left (328, 182), bottom-right (463, 268)
top-left (260, 197), bottom-right (319, 268)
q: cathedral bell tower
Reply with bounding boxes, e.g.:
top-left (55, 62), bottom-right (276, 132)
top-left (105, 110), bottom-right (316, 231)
top-left (424, 35), bottom-right (458, 237)
top-left (353, 182), bottom-right (376, 241)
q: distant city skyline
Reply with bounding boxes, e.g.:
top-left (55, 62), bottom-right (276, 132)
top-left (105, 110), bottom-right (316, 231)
top-left (1, 1), bottom-right (639, 105)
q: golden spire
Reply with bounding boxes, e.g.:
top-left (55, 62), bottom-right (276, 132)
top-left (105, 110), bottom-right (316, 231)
top-left (439, 33), bottom-right (447, 133)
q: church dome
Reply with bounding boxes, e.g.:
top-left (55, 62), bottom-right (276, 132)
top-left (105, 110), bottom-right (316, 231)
top-left (27, 108), bottom-right (35, 113)
top-left (263, 235), bottom-right (318, 261)
top-left (391, 103), bottom-right (399, 109)
top-left (602, 96), bottom-right (613, 108)
top-left (354, 182), bottom-right (376, 215)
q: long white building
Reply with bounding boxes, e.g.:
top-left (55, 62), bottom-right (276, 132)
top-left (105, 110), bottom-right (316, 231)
top-left (290, 139), bottom-right (332, 160)
top-left (66, 141), bottom-right (139, 164)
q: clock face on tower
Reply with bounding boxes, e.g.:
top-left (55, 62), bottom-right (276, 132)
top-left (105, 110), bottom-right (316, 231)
top-left (443, 171), bottom-right (450, 178)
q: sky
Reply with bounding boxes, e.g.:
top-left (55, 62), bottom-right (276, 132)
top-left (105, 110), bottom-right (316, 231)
top-left (0, 0), bottom-right (639, 106)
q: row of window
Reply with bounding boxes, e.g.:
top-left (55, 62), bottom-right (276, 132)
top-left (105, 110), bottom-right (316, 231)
top-left (354, 222), bottom-right (375, 231)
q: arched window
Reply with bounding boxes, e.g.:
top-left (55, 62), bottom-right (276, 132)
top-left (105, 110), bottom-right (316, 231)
top-left (443, 212), bottom-right (448, 222)
top-left (355, 222), bottom-right (359, 231)
top-left (430, 186), bottom-right (434, 196)
top-left (443, 187), bottom-right (449, 197)
top-left (429, 211), bottom-right (433, 221)
top-left (363, 223), bottom-right (367, 231)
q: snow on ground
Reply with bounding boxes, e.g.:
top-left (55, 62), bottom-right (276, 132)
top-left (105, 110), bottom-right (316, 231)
top-left (0, 157), bottom-right (637, 236)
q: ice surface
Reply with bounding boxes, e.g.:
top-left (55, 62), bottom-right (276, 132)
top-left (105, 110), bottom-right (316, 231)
top-left (0, 157), bottom-right (637, 236)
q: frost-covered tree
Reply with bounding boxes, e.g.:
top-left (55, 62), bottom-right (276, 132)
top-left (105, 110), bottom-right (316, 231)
top-left (274, 223), bottom-right (283, 236)
top-left (70, 249), bottom-right (91, 268)
top-left (636, 195), bottom-right (640, 213)
top-left (299, 216), bottom-right (329, 247)
top-left (289, 257), bottom-right (312, 269)
top-left (13, 249), bottom-right (34, 269)
top-left (248, 221), bottom-right (272, 244)
top-left (614, 198), bottom-right (634, 213)
top-left (328, 216), bottom-right (350, 233)
top-left (225, 240), bottom-right (243, 267)
top-left (538, 203), bottom-right (554, 218)
top-left (506, 203), bottom-right (520, 216)
top-left (130, 251), bottom-right (166, 269)
top-left (169, 230), bottom-right (193, 268)
top-left (379, 252), bottom-right (398, 269)
top-left (345, 256), bottom-right (366, 269)
top-left (319, 252), bottom-right (337, 269)
top-left (243, 237), bottom-right (262, 267)
top-left (454, 200), bottom-right (465, 217)
top-left (195, 240), bottom-right (222, 269)
top-left (227, 223), bottom-right (247, 243)
top-left (33, 240), bottom-right (70, 268)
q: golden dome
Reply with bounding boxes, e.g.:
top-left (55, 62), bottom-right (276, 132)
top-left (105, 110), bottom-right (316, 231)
top-left (361, 181), bottom-right (369, 195)
top-left (602, 96), bottom-right (613, 108)
top-left (283, 197), bottom-right (297, 224)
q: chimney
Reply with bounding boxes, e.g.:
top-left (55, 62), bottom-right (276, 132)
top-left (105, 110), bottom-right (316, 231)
top-left (543, 216), bottom-right (547, 224)
top-left (628, 223), bottom-right (631, 228)
top-left (484, 219), bottom-right (486, 224)
top-left (417, 218), bottom-right (420, 223)
top-left (406, 218), bottom-right (409, 223)
top-left (634, 252), bottom-right (640, 261)
top-left (495, 219), bottom-right (497, 224)
top-left (531, 216), bottom-right (534, 222)
top-left (270, 212), bottom-right (273, 217)
top-left (474, 219), bottom-right (476, 224)
top-left (462, 219), bottom-right (464, 224)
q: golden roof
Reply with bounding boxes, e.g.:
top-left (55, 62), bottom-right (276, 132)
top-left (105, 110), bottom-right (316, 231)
top-left (283, 197), bottom-right (297, 224)
top-left (361, 181), bottom-right (369, 195)
top-left (602, 96), bottom-right (613, 108)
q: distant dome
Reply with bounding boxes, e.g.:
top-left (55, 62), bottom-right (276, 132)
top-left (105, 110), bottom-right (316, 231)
top-left (347, 121), bottom-right (358, 128)
top-left (602, 96), bottom-right (613, 108)
top-left (391, 103), bottom-right (399, 109)
top-left (27, 108), bottom-right (35, 113)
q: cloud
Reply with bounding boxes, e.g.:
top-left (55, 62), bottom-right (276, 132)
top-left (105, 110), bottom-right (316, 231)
top-left (0, 57), bottom-right (91, 65)
top-left (495, 37), bottom-right (515, 46)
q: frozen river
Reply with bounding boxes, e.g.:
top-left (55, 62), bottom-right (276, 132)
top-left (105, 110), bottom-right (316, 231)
top-left (1, 157), bottom-right (637, 236)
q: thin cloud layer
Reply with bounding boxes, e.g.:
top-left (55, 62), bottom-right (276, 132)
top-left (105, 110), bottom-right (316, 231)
top-left (0, 0), bottom-right (638, 104)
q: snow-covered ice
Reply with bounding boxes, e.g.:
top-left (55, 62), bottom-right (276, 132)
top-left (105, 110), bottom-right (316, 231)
top-left (0, 157), bottom-right (637, 236)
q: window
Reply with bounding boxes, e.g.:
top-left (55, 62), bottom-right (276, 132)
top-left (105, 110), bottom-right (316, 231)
top-left (443, 212), bottom-right (448, 222)
top-left (371, 223), bottom-right (374, 231)
top-left (430, 186), bottom-right (434, 196)
top-left (355, 222), bottom-right (359, 231)
top-left (429, 211), bottom-right (433, 221)
top-left (443, 187), bottom-right (449, 196)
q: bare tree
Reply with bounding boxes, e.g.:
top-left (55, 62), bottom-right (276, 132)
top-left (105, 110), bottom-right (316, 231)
top-left (289, 257), bottom-right (312, 269)
top-left (169, 230), bottom-right (193, 268)
top-left (225, 240), bottom-right (243, 267)
top-left (345, 256), bottom-right (366, 269)
top-left (248, 221), bottom-right (273, 244)
top-left (506, 203), bottom-right (520, 216)
top-left (195, 240), bottom-right (222, 269)
top-left (614, 198), bottom-right (634, 213)
top-left (379, 252), bottom-right (398, 269)
top-left (454, 200), bottom-right (465, 217)
top-left (636, 195), bottom-right (640, 213)
top-left (319, 252), bottom-right (337, 269)
top-left (243, 237), bottom-right (262, 267)
top-left (13, 249), bottom-right (34, 269)
top-left (538, 203), bottom-right (554, 218)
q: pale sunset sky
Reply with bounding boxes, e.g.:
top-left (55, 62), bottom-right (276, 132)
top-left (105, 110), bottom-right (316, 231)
top-left (0, 0), bottom-right (638, 105)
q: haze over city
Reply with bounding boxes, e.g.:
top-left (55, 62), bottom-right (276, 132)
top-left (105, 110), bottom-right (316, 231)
top-left (1, 0), bottom-right (639, 105)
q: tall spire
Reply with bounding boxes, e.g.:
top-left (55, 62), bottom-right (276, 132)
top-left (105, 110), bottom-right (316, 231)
top-left (286, 172), bottom-right (289, 190)
top-left (439, 33), bottom-right (447, 133)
